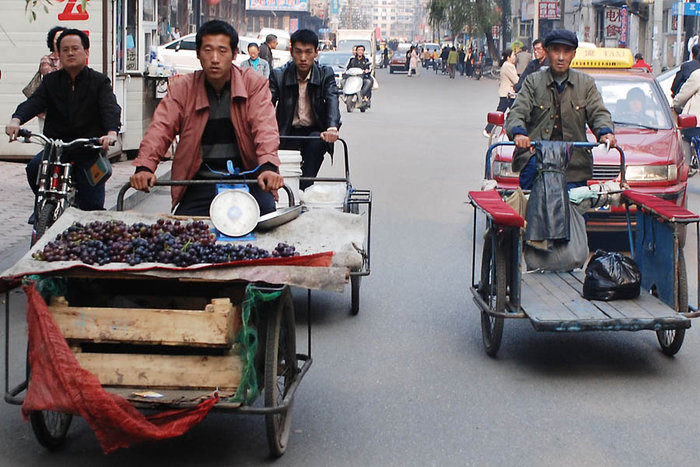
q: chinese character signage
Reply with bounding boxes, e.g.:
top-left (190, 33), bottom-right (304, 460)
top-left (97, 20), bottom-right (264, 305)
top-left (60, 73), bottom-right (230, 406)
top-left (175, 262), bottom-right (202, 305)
top-left (604, 7), bottom-right (621, 46)
top-left (619, 5), bottom-right (628, 47)
top-left (539, 1), bottom-right (560, 20)
top-left (246, 0), bottom-right (308, 12)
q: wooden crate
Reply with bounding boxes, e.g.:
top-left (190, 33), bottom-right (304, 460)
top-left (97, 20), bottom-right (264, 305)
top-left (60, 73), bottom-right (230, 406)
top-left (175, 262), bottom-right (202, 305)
top-left (49, 296), bottom-right (241, 348)
top-left (74, 353), bottom-right (243, 391)
top-left (50, 296), bottom-right (244, 392)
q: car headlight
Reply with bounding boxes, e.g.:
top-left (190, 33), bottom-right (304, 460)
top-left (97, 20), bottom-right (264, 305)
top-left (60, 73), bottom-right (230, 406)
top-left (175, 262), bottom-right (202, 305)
top-left (625, 164), bottom-right (677, 181)
top-left (491, 161), bottom-right (519, 179)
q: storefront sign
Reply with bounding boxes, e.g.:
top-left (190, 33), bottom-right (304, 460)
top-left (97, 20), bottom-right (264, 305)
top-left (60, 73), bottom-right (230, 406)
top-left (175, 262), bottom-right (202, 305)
top-left (246, 0), bottom-right (308, 12)
top-left (539, 1), bottom-right (560, 20)
top-left (619, 5), bottom-right (628, 47)
top-left (604, 7), bottom-right (621, 47)
top-left (672, 2), bottom-right (700, 16)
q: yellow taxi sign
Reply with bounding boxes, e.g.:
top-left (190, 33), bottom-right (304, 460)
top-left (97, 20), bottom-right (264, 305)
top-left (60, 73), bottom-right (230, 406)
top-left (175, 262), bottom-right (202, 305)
top-left (571, 47), bottom-right (634, 69)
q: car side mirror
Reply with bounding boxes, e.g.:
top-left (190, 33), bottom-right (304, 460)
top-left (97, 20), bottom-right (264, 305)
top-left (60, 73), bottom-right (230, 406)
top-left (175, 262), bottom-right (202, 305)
top-left (677, 114), bottom-right (697, 129)
top-left (175, 42), bottom-right (181, 52)
top-left (487, 111), bottom-right (505, 126)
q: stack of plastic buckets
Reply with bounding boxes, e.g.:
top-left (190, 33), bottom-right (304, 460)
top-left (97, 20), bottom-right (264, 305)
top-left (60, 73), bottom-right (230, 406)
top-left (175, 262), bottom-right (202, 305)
top-left (277, 149), bottom-right (302, 208)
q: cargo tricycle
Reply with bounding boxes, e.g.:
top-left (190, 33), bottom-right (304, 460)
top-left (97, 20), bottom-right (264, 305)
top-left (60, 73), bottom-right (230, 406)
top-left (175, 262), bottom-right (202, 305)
top-left (2, 156), bottom-right (370, 456)
top-left (469, 141), bottom-right (700, 357)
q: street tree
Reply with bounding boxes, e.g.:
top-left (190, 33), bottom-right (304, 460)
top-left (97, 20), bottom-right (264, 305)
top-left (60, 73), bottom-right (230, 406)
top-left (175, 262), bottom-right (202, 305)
top-left (427, 0), bottom-right (447, 42)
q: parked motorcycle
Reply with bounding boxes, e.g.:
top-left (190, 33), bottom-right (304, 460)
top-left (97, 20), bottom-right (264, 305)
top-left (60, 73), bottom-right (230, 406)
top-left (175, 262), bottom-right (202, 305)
top-left (341, 67), bottom-right (371, 113)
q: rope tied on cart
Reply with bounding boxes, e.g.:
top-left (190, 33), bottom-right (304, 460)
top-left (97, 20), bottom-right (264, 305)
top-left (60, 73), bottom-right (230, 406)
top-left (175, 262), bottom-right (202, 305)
top-left (227, 285), bottom-right (283, 404)
top-left (23, 275), bottom-right (66, 302)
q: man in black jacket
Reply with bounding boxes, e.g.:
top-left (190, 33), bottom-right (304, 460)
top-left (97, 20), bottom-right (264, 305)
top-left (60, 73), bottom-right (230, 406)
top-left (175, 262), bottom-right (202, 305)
top-left (513, 38), bottom-right (549, 93)
top-left (346, 44), bottom-right (372, 100)
top-left (259, 34), bottom-right (277, 70)
top-left (671, 44), bottom-right (700, 98)
top-left (269, 29), bottom-right (341, 189)
top-left (5, 29), bottom-right (121, 212)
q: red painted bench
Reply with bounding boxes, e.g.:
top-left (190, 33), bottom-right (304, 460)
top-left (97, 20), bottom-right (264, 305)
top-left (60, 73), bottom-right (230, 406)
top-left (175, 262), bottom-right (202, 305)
top-left (468, 190), bottom-right (525, 228)
top-left (622, 190), bottom-right (700, 224)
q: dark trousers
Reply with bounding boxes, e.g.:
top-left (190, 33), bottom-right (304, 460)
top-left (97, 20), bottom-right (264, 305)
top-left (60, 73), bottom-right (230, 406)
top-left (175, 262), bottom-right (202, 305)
top-left (485, 97), bottom-right (514, 133)
top-left (361, 77), bottom-right (373, 99)
top-left (281, 127), bottom-right (327, 190)
top-left (174, 181), bottom-right (276, 217)
top-left (26, 150), bottom-right (105, 211)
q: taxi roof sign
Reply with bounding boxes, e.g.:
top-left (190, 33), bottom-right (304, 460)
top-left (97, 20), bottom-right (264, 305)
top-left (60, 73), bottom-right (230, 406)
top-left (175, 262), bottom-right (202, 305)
top-left (571, 47), bottom-right (634, 69)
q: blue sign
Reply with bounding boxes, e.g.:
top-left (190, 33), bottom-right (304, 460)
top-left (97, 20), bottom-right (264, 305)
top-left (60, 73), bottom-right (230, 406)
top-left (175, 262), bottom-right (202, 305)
top-left (673, 2), bottom-right (700, 16)
top-left (331, 0), bottom-right (339, 15)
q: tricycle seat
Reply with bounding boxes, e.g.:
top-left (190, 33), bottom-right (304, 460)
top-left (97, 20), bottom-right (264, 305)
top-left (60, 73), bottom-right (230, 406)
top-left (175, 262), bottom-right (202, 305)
top-left (517, 270), bottom-right (690, 332)
top-left (468, 190), bottom-right (525, 228)
top-left (623, 190), bottom-right (700, 224)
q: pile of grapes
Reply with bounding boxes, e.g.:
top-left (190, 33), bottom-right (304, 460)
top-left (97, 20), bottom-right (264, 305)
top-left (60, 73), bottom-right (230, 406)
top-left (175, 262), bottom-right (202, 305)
top-left (32, 219), bottom-right (299, 267)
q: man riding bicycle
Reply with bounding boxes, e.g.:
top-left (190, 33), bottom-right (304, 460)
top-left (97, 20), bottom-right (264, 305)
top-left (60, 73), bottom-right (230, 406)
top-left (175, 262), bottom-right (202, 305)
top-left (5, 29), bottom-right (121, 215)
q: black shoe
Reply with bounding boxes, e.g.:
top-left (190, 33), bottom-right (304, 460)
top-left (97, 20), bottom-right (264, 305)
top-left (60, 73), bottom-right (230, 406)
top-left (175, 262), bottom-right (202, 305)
top-left (28, 212), bottom-right (35, 225)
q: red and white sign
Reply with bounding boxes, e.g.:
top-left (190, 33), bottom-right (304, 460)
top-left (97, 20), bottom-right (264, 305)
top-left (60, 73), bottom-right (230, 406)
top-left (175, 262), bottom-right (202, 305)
top-left (539, 1), bottom-right (560, 20)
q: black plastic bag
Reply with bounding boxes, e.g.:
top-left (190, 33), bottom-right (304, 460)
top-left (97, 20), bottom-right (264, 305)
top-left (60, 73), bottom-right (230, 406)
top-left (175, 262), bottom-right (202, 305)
top-left (583, 250), bottom-right (641, 301)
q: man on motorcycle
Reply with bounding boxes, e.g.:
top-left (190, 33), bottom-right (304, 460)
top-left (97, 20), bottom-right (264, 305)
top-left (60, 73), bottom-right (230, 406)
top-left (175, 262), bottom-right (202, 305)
top-left (5, 28), bottom-right (121, 213)
top-left (345, 45), bottom-right (372, 102)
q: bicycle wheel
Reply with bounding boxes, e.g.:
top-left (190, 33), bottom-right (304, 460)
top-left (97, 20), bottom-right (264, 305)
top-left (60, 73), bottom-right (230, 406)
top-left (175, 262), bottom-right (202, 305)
top-left (264, 287), bottom-right (297, 457)
top-left (26, 344), bottom-right (72, 450)
top-left (656, 254), bottom-right (687, 356)
top-left (32, 200), bottom-right (58, 246)
top-left (478, 232), bottom-right (506, 357)
top-left (29, 411), bottom-right (72, 450)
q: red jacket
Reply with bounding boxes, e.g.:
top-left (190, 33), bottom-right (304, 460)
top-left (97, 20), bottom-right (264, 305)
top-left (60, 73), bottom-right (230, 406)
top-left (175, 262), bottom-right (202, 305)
top-left (133, 65), bottom-right (280, 208)
top-left (632, 59), bottom-right (652, 73)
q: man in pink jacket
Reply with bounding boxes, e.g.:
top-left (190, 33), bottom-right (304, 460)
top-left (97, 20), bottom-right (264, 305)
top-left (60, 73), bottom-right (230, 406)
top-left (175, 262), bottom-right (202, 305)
top-left (130, 20), bottom-right (283, 215)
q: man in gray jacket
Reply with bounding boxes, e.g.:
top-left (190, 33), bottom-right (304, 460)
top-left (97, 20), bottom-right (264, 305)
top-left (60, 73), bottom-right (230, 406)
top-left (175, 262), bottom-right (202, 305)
top-left (506, 29), bottom-right (617, 189)
top-left (240, 43), bottom-right (270, 78)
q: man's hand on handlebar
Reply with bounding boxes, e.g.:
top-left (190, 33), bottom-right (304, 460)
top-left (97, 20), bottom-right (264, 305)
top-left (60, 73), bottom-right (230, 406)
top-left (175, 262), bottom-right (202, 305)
top-left (130, 171), bottom-right (157, 193)
top-left (513, 134), bottom-right (532, 151)
top-left (598, 133), bottom-right (617, 149)
top-left (99, 131), bottom-right (118, 151)
top-left (258, 171), bottom-right (284, 200)
top-left (5, 118), bottom-right (21, 142)
top-left (321, 127), bottom-right (339, 143)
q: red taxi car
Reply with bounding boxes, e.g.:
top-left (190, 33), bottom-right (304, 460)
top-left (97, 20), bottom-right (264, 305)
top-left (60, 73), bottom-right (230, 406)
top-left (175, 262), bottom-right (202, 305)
top-left (486, 48), bottom-right (697, 232)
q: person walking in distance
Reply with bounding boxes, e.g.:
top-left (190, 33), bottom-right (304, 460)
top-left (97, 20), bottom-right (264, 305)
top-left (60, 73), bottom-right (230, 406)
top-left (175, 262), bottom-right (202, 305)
top-left (259, 34), bottom-right (277, 70)
top-left (240, 42), bottom-right (271, 78)
top-left (484, 49), bottom-right (519, 136)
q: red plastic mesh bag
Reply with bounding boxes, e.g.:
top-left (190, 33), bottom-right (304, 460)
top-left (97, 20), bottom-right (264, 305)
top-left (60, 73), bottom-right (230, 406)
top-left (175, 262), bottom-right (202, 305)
top-left (21, 282), bottom-right (218, 454)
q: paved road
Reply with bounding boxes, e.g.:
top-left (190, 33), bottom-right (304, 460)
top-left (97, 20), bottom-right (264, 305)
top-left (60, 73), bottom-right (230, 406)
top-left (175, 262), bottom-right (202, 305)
top-left (2, 66), bottom-right (700, 466)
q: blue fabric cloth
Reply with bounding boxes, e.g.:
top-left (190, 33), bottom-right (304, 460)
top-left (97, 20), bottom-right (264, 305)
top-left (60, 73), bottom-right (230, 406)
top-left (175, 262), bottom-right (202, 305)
top-left (250, 57), bottom-right (260, 71)
top-left (518, 156), bottom-right (585, 190)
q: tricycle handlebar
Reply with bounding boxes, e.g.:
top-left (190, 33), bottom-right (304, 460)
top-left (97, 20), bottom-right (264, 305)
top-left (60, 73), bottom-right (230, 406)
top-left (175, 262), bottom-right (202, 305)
top-left (485, 141), bottom-right (626, 186)
top-left (116, 179), bottom-right (296, 211)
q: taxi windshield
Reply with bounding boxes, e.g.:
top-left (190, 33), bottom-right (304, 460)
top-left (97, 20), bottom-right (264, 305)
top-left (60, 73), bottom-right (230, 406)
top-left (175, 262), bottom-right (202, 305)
top-left (596, 79), bottom-right (672, 130)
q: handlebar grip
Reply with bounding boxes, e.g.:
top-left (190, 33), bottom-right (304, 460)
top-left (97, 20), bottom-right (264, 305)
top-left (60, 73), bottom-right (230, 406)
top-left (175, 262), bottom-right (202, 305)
top-left (17, 129), bottom-right (31, 138)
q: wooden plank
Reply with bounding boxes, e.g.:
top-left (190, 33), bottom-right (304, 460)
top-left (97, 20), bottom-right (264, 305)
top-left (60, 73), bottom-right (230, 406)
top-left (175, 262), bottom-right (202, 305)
top-left (568, 271), bottom-right (673, 320)
top-left (75, 353), bottom-right (243, 391)
top-left (49, 297), bottom-right (240, 348)
top-left (539, 273), bottom-right (603, 320)
top-left (521, 273), bottom-right (571, 320)
top-left (557, 272), bottom-right (627, 320)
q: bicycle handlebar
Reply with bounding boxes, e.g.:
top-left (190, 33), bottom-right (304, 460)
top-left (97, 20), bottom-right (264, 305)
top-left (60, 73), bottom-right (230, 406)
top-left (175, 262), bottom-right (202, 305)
top-left (17, 128), bottom-right (102, 150)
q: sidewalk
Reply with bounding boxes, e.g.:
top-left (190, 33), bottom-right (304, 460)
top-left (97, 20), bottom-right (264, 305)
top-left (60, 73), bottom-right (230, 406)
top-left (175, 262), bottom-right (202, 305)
top-left (0, 158), bottom-right (171, 272)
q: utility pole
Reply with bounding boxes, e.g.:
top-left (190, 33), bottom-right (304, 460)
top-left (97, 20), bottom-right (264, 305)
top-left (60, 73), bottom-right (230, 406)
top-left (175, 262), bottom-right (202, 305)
top-left (652, 0), bottom-right (663, 73)
top-left (677, 2), bottom-right (684, 66)
top-left (533, 0), bottom-right (540, 42)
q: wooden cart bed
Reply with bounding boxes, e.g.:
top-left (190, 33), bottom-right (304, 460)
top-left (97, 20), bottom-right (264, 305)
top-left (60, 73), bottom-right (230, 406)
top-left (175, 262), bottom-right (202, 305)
top-left (516, 271), bottom-right (690, 332)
